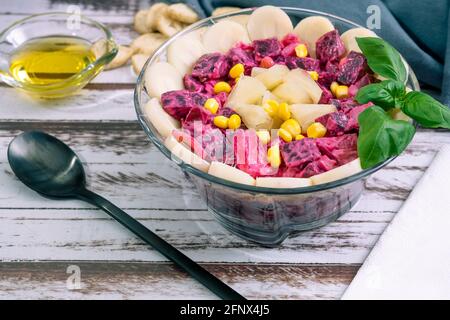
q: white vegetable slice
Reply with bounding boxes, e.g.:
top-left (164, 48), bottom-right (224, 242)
top-left (285, 69), bottom-right (323, 103)
top-left (293, 16), bottom-right (334, 58)
top-left (311, 158), bottom-right (362, 185)
top-left (131, 53), bottom-right (149, 75)
top-left (254, 64), bottom-right (290, 90)
top-left (262, 90), bottom-right (281, 104)
top-left (144, 62), bottom-right (183, 100)
top-left (165, 135), bottom-right (210, 172)
top-left (256, 177), bottom-right (312, 188)
top-left (250, 67), bottom-right (266, 77)
top-left (208, 161), bottom-right (256, 186)
top-left (167, 32), bottom-right (205, 75)
top-left (247, 6), bottom-right (293, 40)
top-left (225, 76), bottom-right (266, 108)
top-left (144, 98), bottom-right (180, 138)
top-left (225, 14), bottom-right (250, 27)
top-left (290, 104), bottom-right (337, 134)
top-left (340, 27), bottom-right (377, 54)
top-left (202, 20), bottom-right (250, 53)
top-left (233, 104), bottom-right (273, 130)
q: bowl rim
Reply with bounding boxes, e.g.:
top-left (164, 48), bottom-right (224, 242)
top-left (0, 11), bottom-right (118, 90)
top-left (134, 6), bottom-right (419, 195)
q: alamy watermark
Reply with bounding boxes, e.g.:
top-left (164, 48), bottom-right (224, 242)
top-left (366, 5), bottom-right (381, 30)
top-left (66, 265), bottom-right (82, 290)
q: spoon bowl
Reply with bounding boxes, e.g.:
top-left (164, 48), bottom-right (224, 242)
top-left (8, 131), bottom-right (85, 198)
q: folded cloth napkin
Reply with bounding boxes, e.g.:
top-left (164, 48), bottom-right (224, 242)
top-left (187, 0), bottom-right (450, 105)
top-left (341, 145), bottom-right (450, 300)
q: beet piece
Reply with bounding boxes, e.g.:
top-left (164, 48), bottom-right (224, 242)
top-left (281, 138), bottom-right (321, 168)
top-left (318, 85), bottom-right (334, 104)
top-left (330, 98), bottom-right (359, 112)
top-left (299, 155), bottom-right (337, 178)
top-left (191, 53), bottom-right (230, 81)
top-left (348, 73), bottom-right (371, 96)
top-left (183, 74), bottom-right (203, 92)
top-left (316, 112), bottom-right (349, 136)
top-left (316, 30), bottom-right (346, 63)
top-left (344, 102), bottom-right (372, 131)
top-left (316, 134), bottom-right (358, 165)
top-left (285, 56), bottom-right (320, 71)
top-left (227, 47), bottom-right (256, 74)
top-left (281, 33), bottom-right (300, 47)
top-left (161, 90), bottom-right (208, 120)
top-left (337, 51), bottom-right (368, 85)
top-left (253, 38), bottom-right (282, 59)
top-left (281, 43), bottom-right (298, 57)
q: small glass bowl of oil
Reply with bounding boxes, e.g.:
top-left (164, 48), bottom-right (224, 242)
top-left (0, 12), bottom-right (117, 98)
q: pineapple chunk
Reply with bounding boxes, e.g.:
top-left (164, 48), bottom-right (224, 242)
top-left (285, 69), bottom-right (323, 103)
top-left (225, 76), bottom-right (266, 109)
top-left (254, 64), bottom-right (290, 90)
top-left (233, 104), bottom-right (273, 130)
top-left (290, 104), bottom-right (336, 134)
top-left (311, 158), bottom-right (362, 185)
top-left (272, 81), bottom-right (311, 104)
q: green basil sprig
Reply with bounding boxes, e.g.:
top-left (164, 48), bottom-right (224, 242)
top-left (354, 37), bottom-right (450, 168)
top-left (358, 106), bottom-right (415, 169)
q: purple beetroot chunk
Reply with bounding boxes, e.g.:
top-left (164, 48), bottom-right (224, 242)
top-left (318, 85), bottom-right (334, 104)
top-left (161, 90), bottom-right (208, 120)
top-left (227, 47), bottom-right (256, 73)
top-left (316, 30), bottom-right (346, 63)
top-left (183, 74), bottom-right (204, 92)
top-left (285, 56), bottom-right (320, 71)
top-left (316, 133), bottom-right (358, 165)
top-left (337, 51), bottom-right (368, 85)
top-left (281, 138), bottom-right (321, 168)
top-left (253, 38), bottom-right (282, 59)
top-left (348, 74), bottom-right (372, 96)
top-left (281, 33), bottom-right (300, 47)
top-left (299, 155), bottom-right (337, 178)
top-left (191, 53), bottom-right (230, 81)
top-left (330, 98), bottom-right (359, 112)
top-left (316, 112), bottom-right (349, 136)
top-left (344, 102), bottom-right (373, 131)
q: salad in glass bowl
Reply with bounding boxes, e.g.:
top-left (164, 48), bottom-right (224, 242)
top-left (135, 6), bottom-right (422, 246)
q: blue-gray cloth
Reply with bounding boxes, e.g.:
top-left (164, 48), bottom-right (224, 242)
top-left (184, 0), bottom-right (450, 106)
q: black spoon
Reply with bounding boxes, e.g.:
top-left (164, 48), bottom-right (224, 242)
top-left (7, 131), bottom-right (244, 300)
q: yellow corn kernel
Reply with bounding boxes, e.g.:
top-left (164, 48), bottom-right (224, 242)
top-left (278, 102), bottom-right (291, 121)
top-left (228, 114), bottom-right (241, 130)
top-left (267, 145), bottom-right (281, 168)
top-left (295, 134), bottom-right (305, 141)
top-left (203, 98), bottom-right (219, 114)
top-left (213, 115), bottom-right (229, 129)
top-left (295, 44), bottom-right (308, 58)
top-left (280, 119), bottom-right (301, 136)
top-left (307, 122), bottom-right (327, 138)
top-left (214, 81), bottom-right (231, 94)
top-left (256, 130), bottom-right (271, 145)
top-left (229, 63), bottom-right (244, 79)
top-left (308, 71), bottom-right (319, 81)
top-left (278, 128), bottom-right (293, 143)
top-left (335, 85), bottom-right (349, 99)
top-left (330, 81), bottom-right (339, 95)
top-left (263, 99), bottom-right (279, 118)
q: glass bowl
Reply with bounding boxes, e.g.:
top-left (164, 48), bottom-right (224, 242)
top-left (0, 12), bottom-right (117, 98)
top-left (135, 7), bottom-right (419, 246)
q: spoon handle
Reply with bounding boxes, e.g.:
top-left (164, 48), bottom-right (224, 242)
top-left (76, 188), bottom-right (245, 300)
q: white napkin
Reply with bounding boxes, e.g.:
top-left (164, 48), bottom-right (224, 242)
top-left (342, 145), bottom-right (450, 300)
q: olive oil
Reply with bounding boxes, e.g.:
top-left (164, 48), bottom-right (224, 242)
top-left (9, 36), bottom-right (96, 85)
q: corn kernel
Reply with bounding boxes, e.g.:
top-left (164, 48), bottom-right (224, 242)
top-left (256, 130), bottom-right (271, 145)
top-left (295, 44), bottom-right (308, 58)
top-left (213, 115), bottom-right (229, 129)
top-left (330, 81), bottom-right (339, 95)
top-left (280, 119), bottom-right (301, 136)
top-left (295, 134), bottom-right (305, 141)
top-left (278, 128), bottom-right (293, 143)
top-left (307, 122), bottom-right (327, 138)
top-left (214, 81), bottom-right (231, 94)
top-left (229, 63), bottom-right (244, 79)
top-left (228, 114), bottom-right (241, 130)
top-left (308, 71), bottom-right (319, 81)
top-left (267, 145), bottom-right (281, 168)
top-left (263, 99), bottom-right (279, 118)
top-left (335, 85), bottom-right (349, 99)
top-left (278, 102), bottom-right (291, 121)
top-left (260, 56), bottom-right (274, 68)
top-left (203, 98), bottom-right (219, 114)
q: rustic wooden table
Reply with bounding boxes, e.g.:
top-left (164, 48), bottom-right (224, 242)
top-left (0, 0), bottom-right (449, 300)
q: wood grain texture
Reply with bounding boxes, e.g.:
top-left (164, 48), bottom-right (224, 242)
top-left (0, 262), bottom-right (358, 300)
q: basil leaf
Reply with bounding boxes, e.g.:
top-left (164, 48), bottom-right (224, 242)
top-left (355, 80), bottom-right (406, 110)
top-left (356, 37), bottom-right (407, 83)
top-left (401, 91), bottom-right (450, 129)
top-left (358, 106), bottom-right (415, 169)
